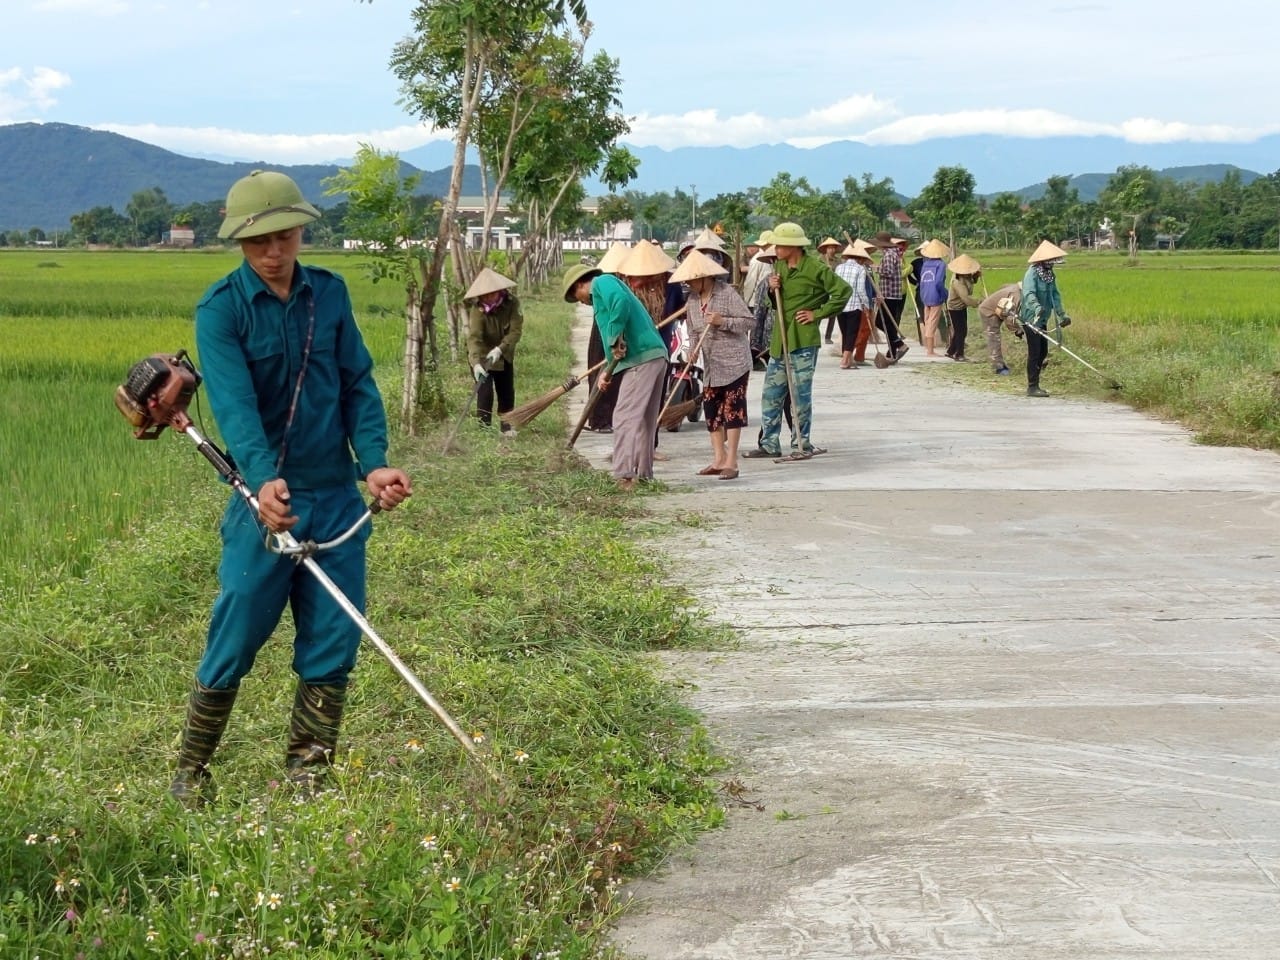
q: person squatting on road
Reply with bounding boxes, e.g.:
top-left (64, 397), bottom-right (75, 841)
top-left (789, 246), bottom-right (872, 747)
top-left (747, 221), bottom-right (851, 461)
top-left (563, 262), bottom-right (668, 491)
top-left (1020, 240), bottom-right (1072, 397)
top-left (671, 249), bottom-right (754, 480)
top-left (174, 170), bottom-right (412, 807)
top-left (465, 267), bottom-right (523, 433)
top-left (978, 281), bottom-right (1022, 375)
top-left (945, 253), bottom-right (982, 362)
top-left (917, 238), bottom-right (950, 357)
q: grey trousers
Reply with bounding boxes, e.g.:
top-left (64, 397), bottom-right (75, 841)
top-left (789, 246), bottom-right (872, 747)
top-left (610, 357), bottom-right (666, 480)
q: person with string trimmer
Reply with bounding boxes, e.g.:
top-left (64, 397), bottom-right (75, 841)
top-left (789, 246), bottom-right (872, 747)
top-left (1020, 239), bottom-right (1073, 398)
top-left (745, 221), bottom-right (850, 463)
top-left (175, 170), bottom-right (412, 807)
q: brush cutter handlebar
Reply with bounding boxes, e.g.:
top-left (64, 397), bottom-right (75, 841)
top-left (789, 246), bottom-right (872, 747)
top-left (114, 349), bottom-right (496, 778)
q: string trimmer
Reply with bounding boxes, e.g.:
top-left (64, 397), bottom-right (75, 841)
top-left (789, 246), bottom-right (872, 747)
top-left (114, 350), bottom-right (498, 781)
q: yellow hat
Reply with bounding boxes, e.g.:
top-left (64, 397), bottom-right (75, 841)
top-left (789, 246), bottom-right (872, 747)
top-left (1028, 239), bottom-right (1068, 263)
top-left (669, 248), bottom-right (728, 284)
top-left (919, 238), bottom-right (950, 259)
top-left (463, 267), bottom-right (516, 301)
top-left (618, 241), bottom-right (676, 277)
top-left (596, 241), bottom-right (630, 274)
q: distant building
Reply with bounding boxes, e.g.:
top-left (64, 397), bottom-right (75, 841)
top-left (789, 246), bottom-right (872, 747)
top-left (886, 210), bottom-right (917, 238)
top-left (164, 225), bottom-right (196, 247)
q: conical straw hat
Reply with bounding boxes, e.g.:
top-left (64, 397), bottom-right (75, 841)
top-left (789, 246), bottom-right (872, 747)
top-left (839, 243), bottom-right (861, 258)
top-left (463, 266), bottom-right (516, 301)
top-left (618, 240), bottom-right (676, 276)
top-left (920, 238), bottom-right (950, 259)
top-left (817, 236), bottom-right (841, 251)
top-left (851, 239), bottom-right (876, 260)
top-left (596, 241), bottom-right (630, 274)
top-left (1028, 239), bottom-right (1068, 263)
top-left (669, 248), bottom-right (728, 284)
top-left (948, 253), bottom-right (981, 275)
top-left (694, 227), bottom-right (726, 250)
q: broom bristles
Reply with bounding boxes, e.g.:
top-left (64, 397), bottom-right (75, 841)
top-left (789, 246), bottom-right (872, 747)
top-left (658, 397), bottom-right (699, 430)
top-left (501, 379), bottom-right (577, 428)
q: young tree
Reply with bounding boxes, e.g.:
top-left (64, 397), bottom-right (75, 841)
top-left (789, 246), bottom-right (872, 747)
top-left (324, 144), bottom-right (447, 431)
top-left (916, 165), bottom-right (976, 251)
top-left (989, 192), bottom-right (1025, 249)
top-left (126, 187), bottom-right (173, 247)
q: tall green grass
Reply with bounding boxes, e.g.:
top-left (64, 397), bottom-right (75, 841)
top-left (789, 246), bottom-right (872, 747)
top-left (940, 251), bottom-right (1280, 447)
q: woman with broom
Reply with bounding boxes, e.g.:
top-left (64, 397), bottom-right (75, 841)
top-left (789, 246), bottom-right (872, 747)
top-left (671, 249), bottom-right (754, 480)
top-left (465, 267), bottom-right (523, 434)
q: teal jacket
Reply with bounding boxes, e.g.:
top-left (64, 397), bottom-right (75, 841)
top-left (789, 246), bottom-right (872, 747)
top-left (771, 253), bottom-right (851, 355)
top-left (589, 274), bottom-right (667, 373)
top-left (1019, 265), bottom-right (1067, 330)
top-left (195, 260), bottom-right (389, 494)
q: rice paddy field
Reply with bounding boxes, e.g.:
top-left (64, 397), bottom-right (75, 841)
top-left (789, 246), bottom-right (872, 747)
top-left (925, 249), bottom-right (1280, 446)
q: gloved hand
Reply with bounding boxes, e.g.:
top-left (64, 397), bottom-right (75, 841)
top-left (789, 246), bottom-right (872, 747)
top-left (1059, 316), bottom-right (1072, 328)
top-left (472, 363), bottom-right (487, 382)
top-left (485, 346), bottom-right (503, 366)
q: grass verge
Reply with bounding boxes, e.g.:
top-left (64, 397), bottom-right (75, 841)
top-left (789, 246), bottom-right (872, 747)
top-left (1, 286), bottom-right (730, 960)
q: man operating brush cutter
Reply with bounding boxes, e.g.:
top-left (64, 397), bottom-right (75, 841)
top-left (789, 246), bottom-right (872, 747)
top-left (160, 170), bottom-right (427, 806)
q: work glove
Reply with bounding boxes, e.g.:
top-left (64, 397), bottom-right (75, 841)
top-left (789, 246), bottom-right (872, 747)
top-left (1058, 315), bottom-right (1072, 328)
top-left (472, 363), bottom-right (487, 382)
top-left (485, 346), bottom-right (503, 366)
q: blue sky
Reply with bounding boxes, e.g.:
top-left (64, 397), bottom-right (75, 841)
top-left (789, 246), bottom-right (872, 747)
top-left (3, 0), bottom-right (1279, 164)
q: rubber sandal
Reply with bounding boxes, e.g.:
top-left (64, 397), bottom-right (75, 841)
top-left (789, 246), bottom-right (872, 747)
top-left (696, 465), bottom-right (722, 476)
top-left (717, 468), bottom-right (740, 480)
top-left (742, 448), bottom-right (779, 459)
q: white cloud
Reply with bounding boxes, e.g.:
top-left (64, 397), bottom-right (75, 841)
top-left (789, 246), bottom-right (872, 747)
top-left (0, 66), bottom-right (72, 120)
top-left (96, 121), bottom-right (454, 163)
top-left (622, 98), bottom-right (1280, 151)
top-left (625, 94), bottom-right (898, 149)
top-left (32, 0), bottom-right (128, 12)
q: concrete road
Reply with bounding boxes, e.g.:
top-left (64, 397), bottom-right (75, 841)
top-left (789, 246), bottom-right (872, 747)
top-left (566, 330), bottom-right (1280, 960)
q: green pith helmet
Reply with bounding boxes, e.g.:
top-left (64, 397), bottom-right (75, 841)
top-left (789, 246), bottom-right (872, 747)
top-left (561, 262), bottom-right (601, 302)
top-left (217, 170), bottom-right (322, 240)
top-left (770, 221), bottom-right (811, 247)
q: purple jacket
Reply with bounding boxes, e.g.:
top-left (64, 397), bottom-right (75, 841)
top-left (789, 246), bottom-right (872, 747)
top-left (919, 258), bottom-right (947, 306)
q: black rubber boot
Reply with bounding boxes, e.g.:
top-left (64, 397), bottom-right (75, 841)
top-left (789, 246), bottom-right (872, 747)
top-left (285, 682), bottom-right (347, 796)
top-left (170, 682), bottom-right (238, 809)
top-left (1027, 384), bottom-right (1049, 397)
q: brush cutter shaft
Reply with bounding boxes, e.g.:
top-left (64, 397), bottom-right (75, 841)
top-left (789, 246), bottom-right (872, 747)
top-left (178, 420), bottom-right (487, 770)
top-left (1022, 323), bottom-right (1120, 386)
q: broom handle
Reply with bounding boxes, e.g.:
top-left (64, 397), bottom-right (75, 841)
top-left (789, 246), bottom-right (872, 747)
top-left (566, 304), bottom-right (688, 448)
top-left (656, 321), bottom-right (712, 425)
top-left (568, 356), bottom-right (619, 448)
top-left (771, 271), bottom-right (808, 455)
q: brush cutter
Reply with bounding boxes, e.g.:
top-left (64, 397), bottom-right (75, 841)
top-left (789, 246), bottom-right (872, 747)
top-left (1021, 323), bottom-right (1122, 390)
top-left (114, 350), bottom-right (497, 780)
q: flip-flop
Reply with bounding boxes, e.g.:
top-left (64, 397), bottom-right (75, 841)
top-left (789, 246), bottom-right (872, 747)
top-left (696, 465), bottom-right (722, 476)
top-left (742, 448), bottom-right (780, 459)
top-left (718, 468), bottom-right (740, 481)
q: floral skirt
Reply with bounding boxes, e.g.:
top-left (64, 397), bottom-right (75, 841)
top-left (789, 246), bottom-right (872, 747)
top-left (702, 370), bottom-right (749, 432)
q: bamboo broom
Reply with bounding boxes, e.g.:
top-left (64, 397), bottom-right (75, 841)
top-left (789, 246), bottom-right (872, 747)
top-left (501, 304), bottom-right (688, 431)
top-left (657, 323), bottom-right (712, 430)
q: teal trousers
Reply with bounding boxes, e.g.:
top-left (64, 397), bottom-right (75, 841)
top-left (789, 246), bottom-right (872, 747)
top-left (196, 485), bottom-right (369, 690)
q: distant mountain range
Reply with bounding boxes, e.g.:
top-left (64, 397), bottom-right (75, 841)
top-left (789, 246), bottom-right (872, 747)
top-left (0, 122), bottom-right (481, 232)
top-left (402, 134), bottom-right (1278, 202)
top-left (2, 121), bottom-right (1276, 231)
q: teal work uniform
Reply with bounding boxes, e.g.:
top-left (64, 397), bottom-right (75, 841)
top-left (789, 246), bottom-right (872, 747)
top-left (194, 260), bottom-right (389, 689)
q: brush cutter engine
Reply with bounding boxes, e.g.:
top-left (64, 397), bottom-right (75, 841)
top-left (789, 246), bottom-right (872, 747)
top-left (115, 350), bottom-right (202, 438)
